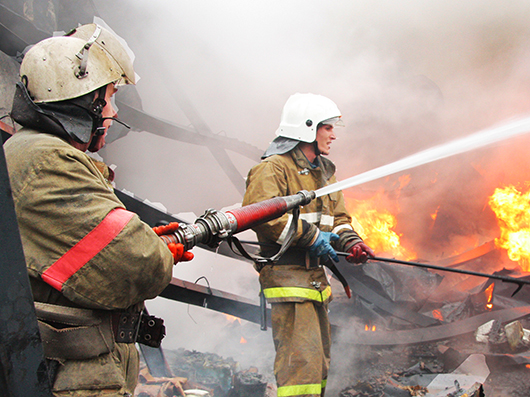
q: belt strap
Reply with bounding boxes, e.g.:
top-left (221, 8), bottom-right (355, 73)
top-left (111, 311), bottom-right (141, 344)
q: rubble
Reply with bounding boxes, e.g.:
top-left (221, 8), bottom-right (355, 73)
top-left (137, 348), bottom-right (272, 397)
top-left (326, 255), bottom-right (530, 397)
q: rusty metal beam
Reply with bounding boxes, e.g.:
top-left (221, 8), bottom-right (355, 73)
top-left (159, 277), bottom-right (271, 327)
top-left (345, 305), bottom-right (530, 346)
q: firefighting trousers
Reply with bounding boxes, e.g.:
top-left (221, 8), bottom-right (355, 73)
top-left (271, 300), bottom-right (331, 397)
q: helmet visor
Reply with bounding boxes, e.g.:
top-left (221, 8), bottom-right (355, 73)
top-left (321, 116), bottom-right (345, 127)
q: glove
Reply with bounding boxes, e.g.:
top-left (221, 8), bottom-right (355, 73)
top-left (152, 222), bottom-right (180, 236)
top-left (152, 222), bottom-right (194, 263)
top-left (167, 242), bottom-right (194, 263)
top-left (308, 231), bottom-right (340, 262)
top-left (346, 242), bottom-right (374, 264)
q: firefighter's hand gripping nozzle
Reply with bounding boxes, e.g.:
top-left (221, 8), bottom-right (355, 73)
top-left (158, 190), bottom-right (316, 251)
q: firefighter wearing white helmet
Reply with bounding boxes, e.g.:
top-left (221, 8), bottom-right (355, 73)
top-left (243, 93), bottom-right (374, 397)
top-left (5, 24), bottom-right (193, 396)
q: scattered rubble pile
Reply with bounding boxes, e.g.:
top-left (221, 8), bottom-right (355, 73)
top-left (136, 348), bottom-right (273, 397)
top-left (329, 258), bottom-right (530, 397)
top-left (337, 318), bottom-right (530, 397)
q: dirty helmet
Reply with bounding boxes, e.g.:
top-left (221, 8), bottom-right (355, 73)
top-left (12, 24), bottom-right (135, 144)
top-left (263, 93), bottom-right (344, 158)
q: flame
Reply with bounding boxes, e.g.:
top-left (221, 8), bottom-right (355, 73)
top-left (432, 309), bottom-right (444, 321)
top-left (488, 185), bottom-right (530, 271)
top-left (364, 324), bottom-right (376, 331)
top-left (225, 314), bottom-right (242, 324)
top-left (485, 283), bottom-right (494, 310)
top-left (430, 206), bottom-right (440, 222)
top-left (240, 337), bottom-right (247, 344)
top-left (346, 190), bottom-right (416, 260)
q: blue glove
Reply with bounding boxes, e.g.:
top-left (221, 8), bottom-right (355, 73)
top-left (308, 231), bottom-right (340, 262)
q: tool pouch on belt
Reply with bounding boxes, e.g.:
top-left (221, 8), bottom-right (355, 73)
top-left (34, 302), bottom-right (115, 361)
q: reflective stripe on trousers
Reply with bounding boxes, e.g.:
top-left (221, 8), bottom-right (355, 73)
top-left (263, 286), bottom-right (332, 302)
top-left (277, 379), bottom-right (327, 396)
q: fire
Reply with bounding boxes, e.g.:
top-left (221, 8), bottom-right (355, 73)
top-left (225, 314), bottom-right (242, 324)
top-left (485, 283), bottom-right (494, 310)
top-left (240, 337), bottom-right (247, 344)
top-left (364, 324), bottom-right (376, 331)
top-left (430, 206), bottom-right (440, 222)
top-left (432, 309), bottom-right (443, 321)
top-left (488, 185), bottom-right (530, 272)
top-left (346, 190), bottom-right (416, 260)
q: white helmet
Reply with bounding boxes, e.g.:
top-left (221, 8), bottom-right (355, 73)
top-left (275, 93), bottom-right (344, 143)
top-left (20, 24), bottom-right (135, 103)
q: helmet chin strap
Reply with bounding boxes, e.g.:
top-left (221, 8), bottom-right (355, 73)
top-left (89, 85), bottom-right (130, 147)
top-left (94, 117), bottom-right (130, 136)
top-left (313, 140), bottom-right (321, 157)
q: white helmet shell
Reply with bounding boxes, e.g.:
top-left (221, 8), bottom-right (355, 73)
top-left (20, 24), bottom-right (135, 103)
top-left (275, 93), bottom-right (343, 143)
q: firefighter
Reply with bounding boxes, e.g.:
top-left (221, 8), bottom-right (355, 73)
top-left (4, 24), bottom-right (192, 396)
top-left (242, 93), bottom-right (374, 397)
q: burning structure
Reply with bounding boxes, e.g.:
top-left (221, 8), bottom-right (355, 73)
top-left (3, 1), bottom-right (530, 397)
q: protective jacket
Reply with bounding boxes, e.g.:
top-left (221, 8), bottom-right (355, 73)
top-left (243, 146), bottom-right (363, 397)
top-left (4, 129), bottom-right (174, 395)
top-left (242, 146), bottom-right (362, 303)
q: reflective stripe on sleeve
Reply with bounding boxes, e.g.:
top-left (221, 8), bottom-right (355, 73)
top-left (42, 208), bottom-right (134, 291)
top-left (277, 383), bottom-right (321, 397)
top-left (300, 212), bottom-right (321, 223)
top-left (263, 286), bottom-right (332, 302)
top-left (332, 223), bottom-right (353, 234)
top-left (276, 213), bottom-right (293, 245)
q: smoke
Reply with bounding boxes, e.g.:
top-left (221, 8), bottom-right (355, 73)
top-left (85, 0), bottom-right (530, 389)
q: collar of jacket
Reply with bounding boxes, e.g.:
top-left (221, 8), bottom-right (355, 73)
top-left (289, 146), bottom-right (336, 181)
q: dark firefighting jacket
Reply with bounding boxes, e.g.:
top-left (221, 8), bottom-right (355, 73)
top-left (242, 146), bottom-right (362, 304)
top-left (5, 129), bottom-right (174, 310)
top-left (5, 129), bottom-right (175, 393)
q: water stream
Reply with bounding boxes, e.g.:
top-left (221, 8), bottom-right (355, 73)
top-left (315, 115), bottom-right (530, 198)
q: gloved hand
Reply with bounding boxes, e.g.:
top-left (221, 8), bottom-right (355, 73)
top-left (152, 222), bottom-right (194, 263)
top-left (346, 242), bottom-right (374, 264)
top-left (308, 231), bottom-right (340, 262)
top-left (152, 222), bottom-right (180, 236)
top-left (167, 242), bottom-right (194, 263)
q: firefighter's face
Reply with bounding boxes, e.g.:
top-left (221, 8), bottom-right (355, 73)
top-left (315, 124), bottom-right (336, 156)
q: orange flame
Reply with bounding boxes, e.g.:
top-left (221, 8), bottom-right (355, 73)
top-left (364, 324), bottom-right (376, 331)
top-left (240, 337), bottom-right (247, 344)
top-left (488, 185), bottom-right (530, 272)
top-left (225, 314), bottom-right (242, 324)
top-left (430, 206), bottom-right (440, 222)
top-left (432, 309), bottom-right (443, 321)
top-left (346, 191), bottom-right (416, 260)
top-left (485, 283), bottom-right (494, 310)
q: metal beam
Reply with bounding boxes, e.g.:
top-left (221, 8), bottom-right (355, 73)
top-left (160, 277), bottom-right (271, 327)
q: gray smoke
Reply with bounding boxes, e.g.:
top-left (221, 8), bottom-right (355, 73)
top-left (89, 0), bottom-right (530, 391)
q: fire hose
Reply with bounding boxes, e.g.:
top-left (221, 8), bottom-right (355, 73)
top-left (157, 190), bottom-right (315, 251)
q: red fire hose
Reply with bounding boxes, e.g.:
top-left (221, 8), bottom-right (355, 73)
top-left (159, 190), bottom-right (315, 251)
